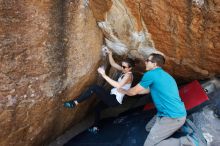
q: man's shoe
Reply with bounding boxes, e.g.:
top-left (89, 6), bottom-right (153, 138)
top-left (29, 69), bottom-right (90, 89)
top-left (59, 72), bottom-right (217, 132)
top-left (183, 119), bottom-right (207, 146)
top-left (187, 133), bottom-right (199, 146)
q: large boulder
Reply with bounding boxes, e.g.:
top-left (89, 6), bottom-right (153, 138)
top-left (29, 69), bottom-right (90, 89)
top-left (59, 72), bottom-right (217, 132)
top-left (0, 0), bottom-right (102, 146)
top-left (0, 0), bottom-right (219, 146)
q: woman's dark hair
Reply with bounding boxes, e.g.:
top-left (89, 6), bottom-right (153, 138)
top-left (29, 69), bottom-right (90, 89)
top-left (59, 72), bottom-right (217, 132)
top-left (149, 53), bottom-right (165, 67)
top-left (123, 58), bottom-right (135, 68)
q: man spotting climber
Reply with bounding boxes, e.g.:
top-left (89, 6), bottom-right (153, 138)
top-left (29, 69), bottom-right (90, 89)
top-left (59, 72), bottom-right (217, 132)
top-left (118, 53), bottom-right (203, 146)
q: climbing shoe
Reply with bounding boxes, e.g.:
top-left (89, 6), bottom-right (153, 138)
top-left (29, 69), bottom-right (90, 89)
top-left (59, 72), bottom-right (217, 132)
top-left (63, 100), bottom-right (76, 108)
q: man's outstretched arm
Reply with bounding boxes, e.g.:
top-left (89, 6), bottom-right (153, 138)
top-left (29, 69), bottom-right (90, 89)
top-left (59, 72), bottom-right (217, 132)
top-left (118, 84), bottom-right (149, 96)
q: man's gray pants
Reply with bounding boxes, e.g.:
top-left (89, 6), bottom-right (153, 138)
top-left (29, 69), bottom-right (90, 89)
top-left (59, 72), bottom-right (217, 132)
top-left (144, 116), bottom-right (195, 146)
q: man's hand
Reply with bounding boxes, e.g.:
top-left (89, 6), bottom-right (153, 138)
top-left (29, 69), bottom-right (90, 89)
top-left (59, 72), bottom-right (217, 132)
top-left (118, 88), bottom-right (127, 94)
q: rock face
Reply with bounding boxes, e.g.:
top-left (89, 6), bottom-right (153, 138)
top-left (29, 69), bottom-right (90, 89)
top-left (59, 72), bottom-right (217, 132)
top-left (140, 0), bottom-right (220, 82)
top-left (0, 0), bottom-right (219, 146)
top-left (0, 0), bottom-right (102, 146)
top-left (91, 0), bottom-right (220, 81)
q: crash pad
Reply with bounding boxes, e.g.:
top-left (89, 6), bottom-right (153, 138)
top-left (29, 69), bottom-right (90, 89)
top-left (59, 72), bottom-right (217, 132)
top-left (143, 80), bottom-right (209, 112)
top-left (64, 108), bottom-right (156, 146)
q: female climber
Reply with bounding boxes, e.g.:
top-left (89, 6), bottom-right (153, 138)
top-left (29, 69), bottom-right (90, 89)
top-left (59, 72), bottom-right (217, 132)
top-left (63, 47), bottom-right (134, 133)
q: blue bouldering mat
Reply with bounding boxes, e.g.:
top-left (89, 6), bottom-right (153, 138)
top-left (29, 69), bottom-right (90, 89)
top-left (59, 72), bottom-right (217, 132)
top-left (64, 108), bottom-right (156, 146)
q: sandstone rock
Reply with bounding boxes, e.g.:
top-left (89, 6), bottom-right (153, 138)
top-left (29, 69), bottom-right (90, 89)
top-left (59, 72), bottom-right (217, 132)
top-left (0, 0), bottom-right (219, 146)
top-left (90, 0), bottom-right (220, 81)
top-left (0, 0), bottom-right (102, 146)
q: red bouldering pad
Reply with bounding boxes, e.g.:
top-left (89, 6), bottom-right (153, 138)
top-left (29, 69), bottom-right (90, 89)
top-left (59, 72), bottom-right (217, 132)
top-left (143, 102), bottom-right (155, 111)
top-left (179, 80), bottom-right (209, 110)
top-left (143, 80), bottom-right (209, 111)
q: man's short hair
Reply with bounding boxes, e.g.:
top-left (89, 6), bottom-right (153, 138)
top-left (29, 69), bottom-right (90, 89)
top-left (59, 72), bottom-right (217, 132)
top-left (149, 53), bottom-right (165, 67)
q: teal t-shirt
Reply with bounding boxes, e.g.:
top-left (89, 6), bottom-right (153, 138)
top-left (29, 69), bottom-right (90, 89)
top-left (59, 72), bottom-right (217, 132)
top-left (139, 68), bottom-right (186, 118)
